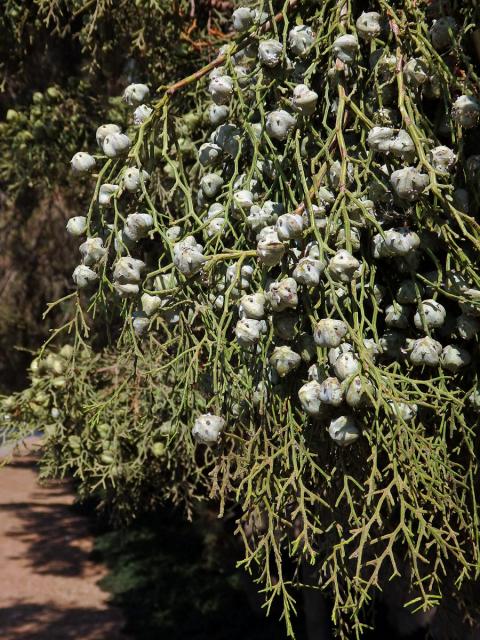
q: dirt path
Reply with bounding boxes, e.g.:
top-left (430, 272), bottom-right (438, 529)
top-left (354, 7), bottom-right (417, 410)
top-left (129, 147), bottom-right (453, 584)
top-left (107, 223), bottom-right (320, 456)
top-left (0, 441), bottom-right (127, 640)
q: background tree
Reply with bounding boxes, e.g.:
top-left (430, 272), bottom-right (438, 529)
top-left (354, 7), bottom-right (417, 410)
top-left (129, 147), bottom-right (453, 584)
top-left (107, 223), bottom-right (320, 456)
top-left (0, 0), bottom-right (232, 389)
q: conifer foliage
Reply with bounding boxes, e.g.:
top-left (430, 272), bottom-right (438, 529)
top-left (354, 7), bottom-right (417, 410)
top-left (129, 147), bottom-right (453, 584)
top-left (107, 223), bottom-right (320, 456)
top-left (4, 1), bottom-right (480, 637)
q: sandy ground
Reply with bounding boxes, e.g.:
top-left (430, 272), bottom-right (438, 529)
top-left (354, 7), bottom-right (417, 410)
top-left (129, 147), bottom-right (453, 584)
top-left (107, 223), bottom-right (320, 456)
top-left (0, 440), bottom-right (127, 639)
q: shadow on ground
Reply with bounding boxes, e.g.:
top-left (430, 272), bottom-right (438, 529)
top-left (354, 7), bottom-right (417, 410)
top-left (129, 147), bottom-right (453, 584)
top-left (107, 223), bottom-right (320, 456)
top-left (0, 454), bottom-right (126, 640)
top-left (2, 459), bottom-right (93, 577)
top-left (0, 603), bottom-right (123, 640)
